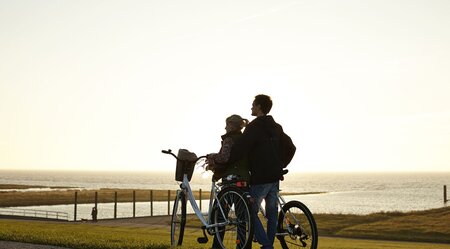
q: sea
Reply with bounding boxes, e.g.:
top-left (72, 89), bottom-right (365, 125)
top-left (0, 170), bottom-right (449, 221)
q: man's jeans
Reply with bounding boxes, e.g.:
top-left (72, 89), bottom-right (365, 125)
top-left (250, 181), bottom-right (279, 249)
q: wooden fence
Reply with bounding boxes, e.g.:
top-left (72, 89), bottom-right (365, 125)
top-left (73, 189), bottom-right (207, 221)
top-left (71, 185), bottom-right (448, 221)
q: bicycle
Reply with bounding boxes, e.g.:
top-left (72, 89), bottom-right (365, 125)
top-left (162, 149), bottom-right (254, 249)
top-left (259, 170), bottom-right (318, 249)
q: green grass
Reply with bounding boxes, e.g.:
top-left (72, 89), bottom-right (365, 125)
top-left (1, 219), bottom-right (450, 249)
top-left (317, 237), bottom-right (450, 249)
top-left (0, 184), bottom-right (73, 189)
top-left (1, 206), bottom-right (449, 248)
top-left (183, 206), bottom-right (450, 244)
top-left (315, 206), bottom-right (450, 244)
top-left (0, 220), bottom-right (168, 249)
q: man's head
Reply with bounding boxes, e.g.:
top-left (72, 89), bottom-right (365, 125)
top-left (251, 94), bottom-right (272, 117)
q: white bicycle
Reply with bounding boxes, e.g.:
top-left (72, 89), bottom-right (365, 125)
top-left (162, 149), bottom-right (254, 249)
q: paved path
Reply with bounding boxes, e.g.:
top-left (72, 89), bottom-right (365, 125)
top-left (0, 241), bottom-right (71, 249)
top-left (89, 215), bottom-right (172, 228)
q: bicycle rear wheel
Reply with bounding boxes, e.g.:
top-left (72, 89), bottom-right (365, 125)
top-left (171, 190), bottom-right (186, 247)
top-left (277, 200), bottom-right (318, 249)
top-left (213, 186), bottom-right (253, 249)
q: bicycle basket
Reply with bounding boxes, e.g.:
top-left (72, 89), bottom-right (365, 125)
top-left (175, 149), bottom-right (197, 181)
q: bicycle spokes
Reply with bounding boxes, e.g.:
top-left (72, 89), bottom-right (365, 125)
top-left (277, 201), bottom-right (318, 249)
top-left (215, 188), bottom-right (252, 249)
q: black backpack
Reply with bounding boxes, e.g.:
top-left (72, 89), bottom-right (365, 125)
top-left (278, 131), bottom-right (296, 168)
top-left (265, 127), bottom-right (296, 168)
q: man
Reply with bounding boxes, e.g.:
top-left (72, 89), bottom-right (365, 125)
top-left (91, 207), bottom-right (98, 222)
top-left (228, 94), bottom-right (296, 249)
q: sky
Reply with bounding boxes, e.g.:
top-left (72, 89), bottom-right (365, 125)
top-left (1, 0), bottom-right (449, 172)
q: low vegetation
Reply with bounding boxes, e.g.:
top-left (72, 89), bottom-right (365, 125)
top-left (0, 187), bottom-right (201, 207)
top-left (1, 215), bottom-right (450, 249)
top-left (316, 206), bottom-right (450, 244)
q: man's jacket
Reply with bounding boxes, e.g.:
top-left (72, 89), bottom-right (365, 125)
top-left (228, 115), bottom-right (295, 185)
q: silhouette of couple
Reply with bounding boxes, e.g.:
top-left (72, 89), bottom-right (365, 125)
top-left (207, 94), bottom-right (296, 249)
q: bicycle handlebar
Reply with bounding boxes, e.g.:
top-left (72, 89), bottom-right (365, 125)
top-left (161, 149), bottom-right (207, 163)
top-left (161, 149), bottom-right (172, 154)
top-left (163, 149), bottom-right (289, 177)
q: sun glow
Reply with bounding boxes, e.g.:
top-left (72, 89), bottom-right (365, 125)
top-left (1, 0), bottom-right (450, 172)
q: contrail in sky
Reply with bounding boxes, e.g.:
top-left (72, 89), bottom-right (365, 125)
top-left (230, 1), bottom-right (302, 25)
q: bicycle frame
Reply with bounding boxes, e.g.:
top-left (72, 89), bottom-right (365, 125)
top-left (277, 192), bottom-right (288, 208)
top-left (178, 169), bottom-right (230, 230)
top-left (164, 149), bottom-right (255, 249)
top-left (275, 194), bottom-right (298, 236)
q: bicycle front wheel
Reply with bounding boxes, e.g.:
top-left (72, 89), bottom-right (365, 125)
top-left (214, 186), bottom-right (253, 249)
top-left (171, 190), bottom-right (186, 247)
top-left (277, 200), bottom-right (318, 249)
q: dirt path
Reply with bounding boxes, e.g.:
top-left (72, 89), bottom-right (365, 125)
top-left (87, 215), bottom-right (172, 228)
top-left (0, 241), bottom-right (70, 249)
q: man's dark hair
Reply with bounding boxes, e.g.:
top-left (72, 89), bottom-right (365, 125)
top-left (254, 94), bottom-right (273, 114)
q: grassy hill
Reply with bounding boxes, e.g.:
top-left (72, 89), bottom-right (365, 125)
top-left (315, 206), bottom-right (450, 243)
top-left (0, 206), bottom-right (449, 248)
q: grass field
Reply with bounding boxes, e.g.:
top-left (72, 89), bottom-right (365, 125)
top-left (1, 218), bottom-right (450, 249)
top-left (315, 206), bottom-right (450, 244)
top-left (1, 184), bottom-right (449, 248)
top-left (182, 206), bottom-right (450, 244)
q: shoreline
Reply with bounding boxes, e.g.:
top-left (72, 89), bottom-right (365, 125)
top-left (0, 184), bottom-right (325, 207)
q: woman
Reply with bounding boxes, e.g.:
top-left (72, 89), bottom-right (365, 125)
top-left (207, 114), bottom-right (250, 249)
top-left (207, 114), bottom-right (250, 182)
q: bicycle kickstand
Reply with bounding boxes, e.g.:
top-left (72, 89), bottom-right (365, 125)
top-left (197, 226), bottom-right (209, 244)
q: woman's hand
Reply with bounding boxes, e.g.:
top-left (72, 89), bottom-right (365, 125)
top-left (205, 153), bottom-right (217, 171)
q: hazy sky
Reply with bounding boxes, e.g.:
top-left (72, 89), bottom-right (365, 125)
top-left (1, 0), bottom-right (449, 172)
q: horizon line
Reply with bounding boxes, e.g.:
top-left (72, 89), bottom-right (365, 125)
top-left (1, 169), bottom-right (449, 174)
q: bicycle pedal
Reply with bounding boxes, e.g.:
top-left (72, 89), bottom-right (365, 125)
top-left (300, 240), bottom-right (307, 247)
top-left (197, 237), bottom-right (208, 244)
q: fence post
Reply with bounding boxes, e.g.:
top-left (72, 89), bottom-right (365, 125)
top-left (74, 191), bottom-right (78, 221)
top-left (150, 190), bottom-right (153, 217)
top-left (199, 189), bottom-right (202, 212)
top-left (114, 191), bottom-right (117, 219)
top-left (445, 185), bottom-right (448, 203)
top-left (133, 190), bottom-right (136, 218)
top-left (168, 190), bottom-right (171, 215)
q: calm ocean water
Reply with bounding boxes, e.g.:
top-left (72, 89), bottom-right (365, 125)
top-left (1, 170), bottom-right (449, 220)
